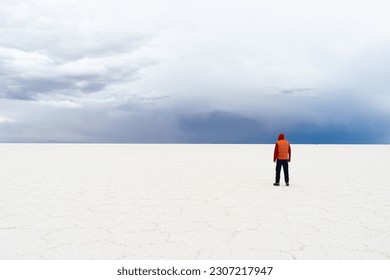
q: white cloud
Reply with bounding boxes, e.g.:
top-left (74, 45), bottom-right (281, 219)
top-left (0, 47), bottom-right (53, 77)
top-left (2, 0), bottom-right (390, 101)
top-left (56, 59), bottom-right (107, 78)
top-left (0, 116), bottom-right (16, 124)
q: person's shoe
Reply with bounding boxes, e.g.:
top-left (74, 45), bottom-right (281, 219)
top-left (286, 183), bottom-right (290, 186)
top-left (273, 182), bottom-right (280, 186)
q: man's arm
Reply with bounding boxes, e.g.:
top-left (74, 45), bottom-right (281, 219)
top-left (273, 143), bottom-right (278, 162)
top-left (288, 144), bottom-right (291, 162)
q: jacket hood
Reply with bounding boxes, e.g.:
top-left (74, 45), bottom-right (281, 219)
top-left (278, 133), bottom-right (285, 140)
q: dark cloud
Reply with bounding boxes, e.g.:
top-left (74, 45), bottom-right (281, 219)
top-left (279, 88), bottom-right (319, 96)
top-left (288, 120), bottom-right (388, 144)
top-left (1, 78), bottom-right (75, 100)
top-left (178, 111), bottom-right (267, 143)
top-left (1, 97), bottom-right (389, 143)
top-left (0, 50), bottom-right (151, 101)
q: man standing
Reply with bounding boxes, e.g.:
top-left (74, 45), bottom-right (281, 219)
top-left (273, 133), bottom-right (291, 186)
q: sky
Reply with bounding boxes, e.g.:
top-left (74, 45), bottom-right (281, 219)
top-left (1, 0), bottom-right (390, 143)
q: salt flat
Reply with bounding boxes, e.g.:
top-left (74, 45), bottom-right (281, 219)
top-left (0, 144), bottom-right (389, 259)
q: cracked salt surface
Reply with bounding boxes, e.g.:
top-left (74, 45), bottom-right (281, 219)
top-left (0, 144), bottom-right (389, 259)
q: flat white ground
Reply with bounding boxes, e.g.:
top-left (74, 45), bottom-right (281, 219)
top-left (0, 144), bottom-right (389, 259)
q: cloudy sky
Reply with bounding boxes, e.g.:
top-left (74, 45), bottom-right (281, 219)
top-left (1, 0), bottom-right (390, 143)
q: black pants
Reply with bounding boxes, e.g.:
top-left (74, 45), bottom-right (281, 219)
top-left (275, 159), bottom-right (289, 183)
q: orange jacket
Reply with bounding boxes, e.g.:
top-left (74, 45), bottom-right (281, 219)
top-left (273, 133), bottom-right (291, 161)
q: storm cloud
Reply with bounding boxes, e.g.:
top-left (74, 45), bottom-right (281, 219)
top-left (1, 0), bottom-right (390, 143)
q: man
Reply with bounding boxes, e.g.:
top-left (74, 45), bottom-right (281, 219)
top-left (273, 133), bottom-right (291, 186)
